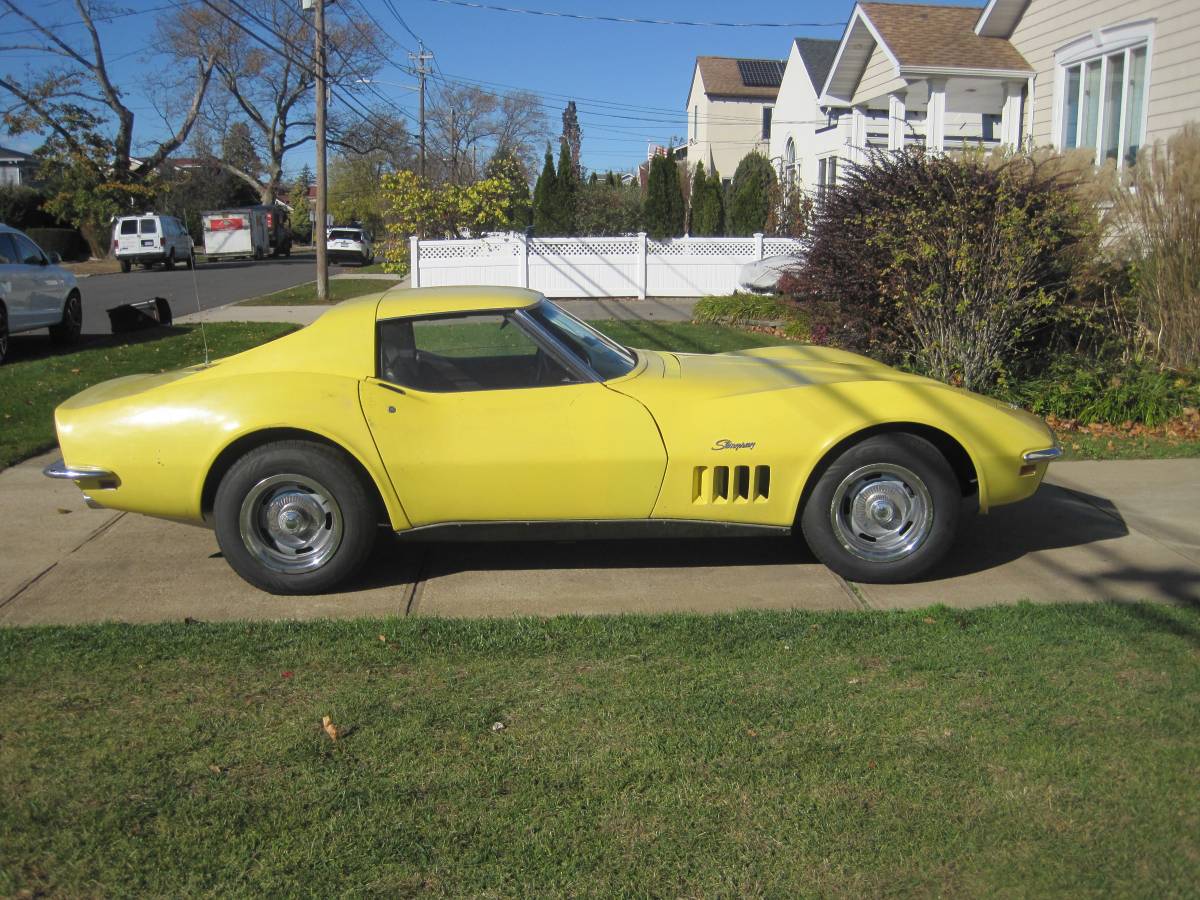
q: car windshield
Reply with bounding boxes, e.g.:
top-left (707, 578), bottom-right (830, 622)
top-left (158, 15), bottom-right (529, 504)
top-left (525, 300), bottom-right (636, 380)
top-left (329, 230), bottom-right (361, 241)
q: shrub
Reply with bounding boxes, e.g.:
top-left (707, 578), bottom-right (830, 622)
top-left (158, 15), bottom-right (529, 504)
top-left (26, 227), bottom-right (89, 261)
top-left (1002, 356), bottom-right (1199, 426)
top-left (643, 154), bottom-right (684, 240)
top-left (1111, 125), bottom-right (1200, 369)
top-left (727, 153), bottom-right (775, 235)
top-left (0, 185), bottom-right (60, 229)
top-left (693, 294), bottom-right (810, 339)
top-left (532, 145), bottom-right (559, 235)
top-left (576, 179), bottom-right (641, 235)
top-left (689, 163), bottom-right (724, 236)
top-left (787, 149), bottom-right (1093, 390)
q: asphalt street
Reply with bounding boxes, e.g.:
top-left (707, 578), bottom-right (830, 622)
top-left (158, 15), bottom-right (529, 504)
top-left (73, 255), bottom-right (353, 335)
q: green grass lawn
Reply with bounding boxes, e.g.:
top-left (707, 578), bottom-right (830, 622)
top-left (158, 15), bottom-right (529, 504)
top-left (239, 277), bottom-right (402, 306)
top-left (1, 603), bottom-right (1197, 896)
top-left (0, 324), bottom-right (297, 470)
top-left (1058, 430), bottom-right (1200, 460)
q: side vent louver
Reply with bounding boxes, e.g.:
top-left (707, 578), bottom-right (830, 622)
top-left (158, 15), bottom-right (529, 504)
top-left (692, 465), bottom-right (771, 504)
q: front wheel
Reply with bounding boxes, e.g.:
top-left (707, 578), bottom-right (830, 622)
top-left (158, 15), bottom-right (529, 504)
top-left (213, 441), bottom-right (379, 594)
top-left (49, 292), bottom-right (83, 345)
top-left (0, 304), bottom-right (9, 365)
top-left (184, 250), bottom-right (195, 269)
top-left (165, 250), bottom-right (176, 271)
top-left (800, 434), bottom-right (960, 584)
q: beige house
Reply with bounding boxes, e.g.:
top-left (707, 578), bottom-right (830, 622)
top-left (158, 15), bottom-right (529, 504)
top-left (685, 56), bottom-right (785, 181)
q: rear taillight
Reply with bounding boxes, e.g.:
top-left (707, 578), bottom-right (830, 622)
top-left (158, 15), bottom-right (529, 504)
top-left (160, 237), bottom-right (166, 246)
top-left (112, 239), bottom-right (118, 251)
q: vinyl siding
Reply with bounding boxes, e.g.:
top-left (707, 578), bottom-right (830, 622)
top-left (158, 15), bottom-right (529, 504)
top-left (1010, 0), bottom-right (1200, 147)
top-left (852, 43), bottom-right (904, 107)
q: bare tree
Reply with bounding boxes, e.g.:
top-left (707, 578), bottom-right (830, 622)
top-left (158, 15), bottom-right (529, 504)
top-left (427, 82), bottom-right (547, 184)
top-left (0, 0), bottom-right (215, 182)
top-left (165, 0), bottom-right (380, 204)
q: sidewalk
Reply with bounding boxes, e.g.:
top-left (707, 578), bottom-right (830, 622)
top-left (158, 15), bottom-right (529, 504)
top-left (2, 453), bottom-right (1197, 625)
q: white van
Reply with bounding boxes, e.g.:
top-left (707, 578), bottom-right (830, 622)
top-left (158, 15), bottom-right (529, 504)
top-left (112, 214), bottom-right (195, 273)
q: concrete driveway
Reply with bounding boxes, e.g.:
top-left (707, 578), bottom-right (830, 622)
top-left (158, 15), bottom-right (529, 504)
top-left (2, 452), bottom-right (1197, 625)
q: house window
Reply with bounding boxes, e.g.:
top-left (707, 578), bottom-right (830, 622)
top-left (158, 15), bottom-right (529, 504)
top-left (762, 106), bottom-right (773, 141)
top-left (784, 138), bottom-right (796, 188)
top-left (817, 156), bottom-right (838, 202)
top-left (1056, 24), bottom-right (1151, 166)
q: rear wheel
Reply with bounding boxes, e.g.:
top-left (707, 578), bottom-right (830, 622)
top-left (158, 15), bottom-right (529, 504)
top-left (165, 250), bottom-right (176, 271)
top-left (213, 441), bottom-right (379, 594)
top-left (49, 292), bottom-right (83, 345)
top-left (120, 259), bottom-right (131, 273)
top-left (0, 304), bottom-right (9, 365)
top-left (184, 249), bottom-right (195, 269)
top-left (800, 434), bottom-right (960, 583)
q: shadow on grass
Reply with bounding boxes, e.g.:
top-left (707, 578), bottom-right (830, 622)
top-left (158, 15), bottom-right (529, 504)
top-left (3, 326), bottom-right (197, 366)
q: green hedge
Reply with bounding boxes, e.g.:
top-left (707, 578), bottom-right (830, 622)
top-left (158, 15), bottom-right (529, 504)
top-left (25, 227), bottom-right (90, 262)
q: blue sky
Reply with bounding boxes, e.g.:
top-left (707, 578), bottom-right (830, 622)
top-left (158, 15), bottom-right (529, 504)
top-left (1, 0), bottom-right (982, 176)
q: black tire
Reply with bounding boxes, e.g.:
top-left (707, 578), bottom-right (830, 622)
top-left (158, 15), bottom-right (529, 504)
top-left (0, 303), bottom-right (9, 365)
top-left (213, 441), bottom-right (379, 594)
top-left (120, 259), bottom-right (131, 273)
top-left (49, 292), bottom-right (83, 345)
top-left (185, 250), bottom-right (195, 269)
top-left (800, 433), bottom-right (960, 584)
top-left (165, 250), bottom-right (176, 271)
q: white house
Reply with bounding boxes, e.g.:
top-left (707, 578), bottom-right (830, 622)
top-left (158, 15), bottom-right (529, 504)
top-left (775, 0), bottom-right (1200, 196)
top-left (767, 38), bottom-right (840, 195)
top-left (685, 56), bottom-right (785, 181)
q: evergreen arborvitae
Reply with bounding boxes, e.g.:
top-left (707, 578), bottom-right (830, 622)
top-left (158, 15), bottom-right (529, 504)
top-left (728, 152), bottom-right (776, 235)
top-left (553, 139), bottom-right (578, 234)
top-left (690, 162), bottom-right (717, 236)
top-left (643, 154), bottom-right (684, 240)
top-left (707, 167), bottom-right (725, 236)
top-left (532, 144), bottom-right (557, 235)
top-left (667, 156), bottom-right (685, 235)
top-left (605, 171), bottom-right (616, 187)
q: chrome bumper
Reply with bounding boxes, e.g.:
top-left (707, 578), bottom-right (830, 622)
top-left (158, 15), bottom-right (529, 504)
top-left (1022, 447), bottom-right (1063, 463)
top-left (43, 458), bottom-right (118, 481)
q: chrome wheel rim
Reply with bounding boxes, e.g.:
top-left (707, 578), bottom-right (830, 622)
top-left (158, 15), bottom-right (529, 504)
top-left (238, 474), bottom-right (344, 574)
top-left (829, 463), bottom-right (933, 563)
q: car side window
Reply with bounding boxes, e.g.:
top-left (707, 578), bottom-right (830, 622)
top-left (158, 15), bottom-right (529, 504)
top-left (378, 313), bottom-right (580, 392)
top-left (12, 234), bottom-right (45, 265)
top-left (0, 234), bottom-right (17, 264)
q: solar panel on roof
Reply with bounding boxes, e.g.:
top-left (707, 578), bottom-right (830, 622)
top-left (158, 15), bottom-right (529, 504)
top-left (737, 59), bottom-right (785, 88)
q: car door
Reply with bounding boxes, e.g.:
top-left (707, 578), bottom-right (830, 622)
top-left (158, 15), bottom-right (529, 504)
top-left (9, 233), bottom-right (61, 328)
top-left (360, 310), bottom-right (667, 526)
top-left (0, 233), bottom-right (33, 330)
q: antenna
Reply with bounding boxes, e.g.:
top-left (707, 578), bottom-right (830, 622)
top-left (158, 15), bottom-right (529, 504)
top-left (188, 244), bottom-right (210, 367)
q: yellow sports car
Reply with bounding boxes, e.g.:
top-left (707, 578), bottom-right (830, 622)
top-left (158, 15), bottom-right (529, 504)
top-left (45, 286), bottom-right (1060, 594)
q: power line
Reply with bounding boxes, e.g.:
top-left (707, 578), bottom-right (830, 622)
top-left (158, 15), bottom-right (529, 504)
top-left (421, 0), bottom-right (843, 28)
top-left (0, 2), bottom-right (178, 37)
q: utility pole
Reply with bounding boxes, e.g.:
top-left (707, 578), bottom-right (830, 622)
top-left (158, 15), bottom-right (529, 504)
top-left (409, 46), bottom-right (433, 178)
top-left (312, 0), bottom-right (329, 301)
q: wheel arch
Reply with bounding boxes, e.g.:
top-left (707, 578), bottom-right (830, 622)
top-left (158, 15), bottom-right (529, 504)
top-left (795, 423), bottom-right (982, 524)
top-left (200, 427), bottom-right (393, 526)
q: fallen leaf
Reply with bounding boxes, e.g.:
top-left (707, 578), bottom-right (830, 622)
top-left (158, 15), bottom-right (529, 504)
top-left (378, 634), bottom-right (387, 642)
top-left (847, 677), bottom-right (862, 685)
top-left (490, 721), bottom-right (506, 733)
top-left (281, 670), bottom-right (293, 679)
top-left (208, 764), bottom-right (222, 775)
top-left (322, 715), bottom-right (339, 742)
top-left (922, 616), bottom-right (936, 624)
top-left (56, 508), bottom-right (72, 515)
top-left (70, 367), bottom-right (81, 374)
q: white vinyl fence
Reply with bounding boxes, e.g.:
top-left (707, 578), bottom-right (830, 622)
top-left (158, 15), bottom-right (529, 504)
top-left (409, 232), bottom-right (803, 298)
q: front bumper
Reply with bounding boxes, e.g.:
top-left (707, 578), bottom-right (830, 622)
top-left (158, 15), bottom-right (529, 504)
top-left (44, 458), bottom-right (120, 507)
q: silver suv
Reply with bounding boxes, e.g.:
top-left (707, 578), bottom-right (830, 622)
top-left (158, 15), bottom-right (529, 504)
top-left (0, 223), bottom-right (83, 364)
top-left (112, 214), bottom-right (196, 272)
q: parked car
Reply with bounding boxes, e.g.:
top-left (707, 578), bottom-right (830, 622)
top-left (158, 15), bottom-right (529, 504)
top-left (0, 223), bottom-right (83, 364)
top-left (326, 227), bottom-right (374, 265)
top-left (736, 254), bottom-right (805, 294)
top-left (45, 286), bottom-right (1061, 595)
top-left (112, 214), bottom-right (195, 272)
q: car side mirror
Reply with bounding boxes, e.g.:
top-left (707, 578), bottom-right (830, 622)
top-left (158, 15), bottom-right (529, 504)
top-left (48, 251), bottom-right (62, 265)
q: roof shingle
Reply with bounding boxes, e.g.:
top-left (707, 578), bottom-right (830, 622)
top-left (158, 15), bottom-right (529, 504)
top-left (694, 56), bottom-right (786, 100)
top-left (860, 2), bottom-right (1031, 72)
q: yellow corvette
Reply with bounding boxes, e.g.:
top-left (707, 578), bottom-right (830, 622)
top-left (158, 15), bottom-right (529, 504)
top-left (45, 286), bottom-right (1060, 594)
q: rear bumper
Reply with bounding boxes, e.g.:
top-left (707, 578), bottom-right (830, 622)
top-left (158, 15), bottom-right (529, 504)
top-left (115, 251), bottom-right (167, 263)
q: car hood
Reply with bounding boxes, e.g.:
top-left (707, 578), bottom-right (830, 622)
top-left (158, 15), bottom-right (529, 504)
top-left (653, 345), bottom-right (929, 396)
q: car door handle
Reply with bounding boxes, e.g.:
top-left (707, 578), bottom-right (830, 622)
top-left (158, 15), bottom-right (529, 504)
top-left (375, 381), bottom-right (407, 396)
